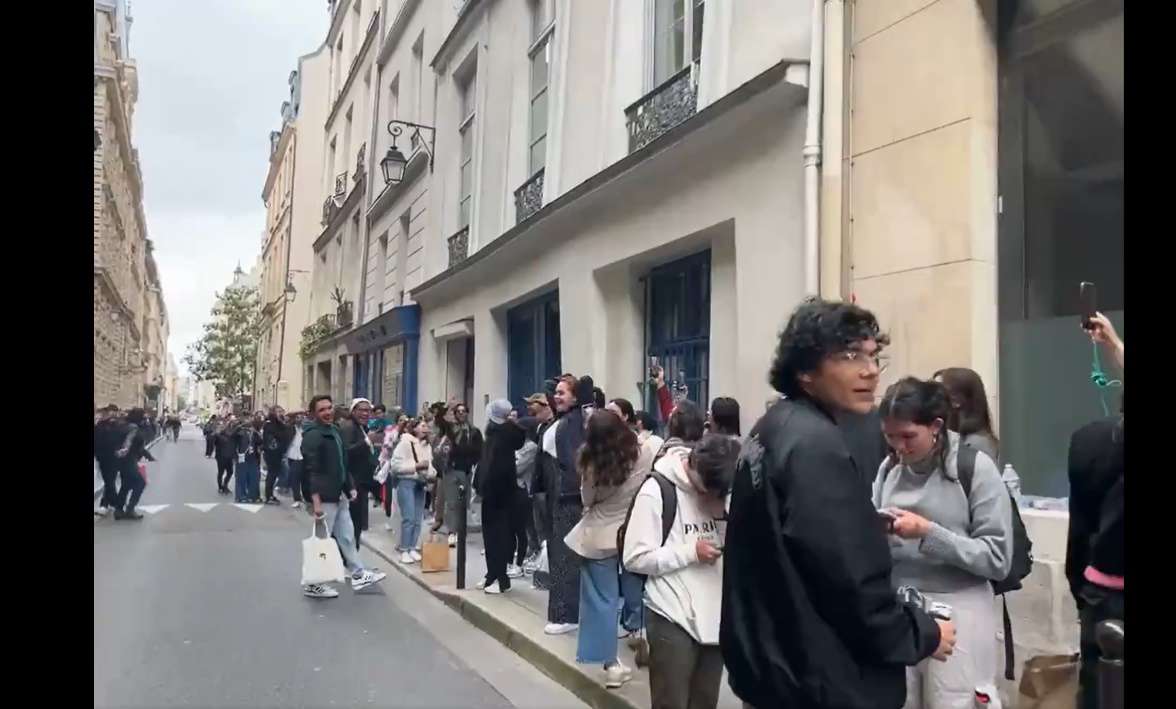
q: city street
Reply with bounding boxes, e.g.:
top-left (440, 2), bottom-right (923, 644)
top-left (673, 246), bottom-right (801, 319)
top-left (94, 425), bottom-right (585, 709)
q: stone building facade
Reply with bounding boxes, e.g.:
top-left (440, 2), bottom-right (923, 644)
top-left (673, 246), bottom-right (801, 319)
top-left (94, 0), bottom-right (169, 411)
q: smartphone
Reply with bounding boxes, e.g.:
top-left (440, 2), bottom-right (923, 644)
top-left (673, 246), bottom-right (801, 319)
top-left (878, 509), bottom-right (898, 531)
top-left (649, 356), bottom-right (660, 380)
top-left (1079, 281), bottom-right (1098, 330)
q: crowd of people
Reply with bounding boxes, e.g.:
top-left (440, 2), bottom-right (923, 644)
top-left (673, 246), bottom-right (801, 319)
top-left (95, 295), bottom-right (1123, 709)
top-left (93, 406), bottom-right (159, 520)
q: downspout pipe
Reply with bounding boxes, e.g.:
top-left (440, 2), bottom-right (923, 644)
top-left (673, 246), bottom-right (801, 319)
top-left (803, 0), bottom-right (825, 296)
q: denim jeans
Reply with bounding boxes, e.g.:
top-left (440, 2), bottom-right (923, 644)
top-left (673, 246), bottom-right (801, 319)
top-left (286, 459), bottom-right (304, 502)
top-left (318, 499), bottom-right (365, 576)
top-left (620, 570), bottom-right (646, 631)
top-left (396, 479), bottom-right (426, 551)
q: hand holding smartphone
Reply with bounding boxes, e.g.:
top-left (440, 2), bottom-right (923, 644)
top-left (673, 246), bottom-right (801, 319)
top-left (1079, 281), bottom-right (1098, 330)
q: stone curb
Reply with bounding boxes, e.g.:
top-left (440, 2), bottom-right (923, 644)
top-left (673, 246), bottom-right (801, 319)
top-left (360, 538), bottom-right (640, 709)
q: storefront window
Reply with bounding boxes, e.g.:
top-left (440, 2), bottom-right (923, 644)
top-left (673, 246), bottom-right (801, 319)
top-left (997, 0), bottom-right (1123, 496)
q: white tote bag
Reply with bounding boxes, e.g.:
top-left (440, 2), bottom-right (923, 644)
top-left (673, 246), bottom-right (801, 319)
top-left (301, 517), bottom-right (346, 586)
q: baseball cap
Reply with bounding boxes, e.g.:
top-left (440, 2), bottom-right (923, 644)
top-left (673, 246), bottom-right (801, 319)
top-left (486, 398), bottom-right (513, 425)
top-left (525, 393), bottom-right (549, 406)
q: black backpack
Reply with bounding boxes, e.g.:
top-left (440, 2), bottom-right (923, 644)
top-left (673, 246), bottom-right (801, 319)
top-left (617, 472), bottom-right (677, 579)
top-left (879, 443), bottom-right (1033, 680)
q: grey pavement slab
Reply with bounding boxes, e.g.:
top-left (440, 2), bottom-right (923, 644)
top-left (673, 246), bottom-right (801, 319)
top-left (94, 425), bottom-right (586, 709)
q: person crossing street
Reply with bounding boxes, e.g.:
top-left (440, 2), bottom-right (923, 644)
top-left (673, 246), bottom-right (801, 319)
top-left (262, 406), bottom-right (293, 505)
top-left (301, 394), bottom-right (386, 599)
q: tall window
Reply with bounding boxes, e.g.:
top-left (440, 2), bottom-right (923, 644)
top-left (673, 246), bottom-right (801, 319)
top-left (653, 0), bottom-right (704, 86)
top-left (377, 231), bottom-right (389, 315)
top-left (528, 1), bottom-right (553, 176)
top-left (412, 32), bottom-right (425, 123)
top-left (997, 0), bottom-right (1123, 495)
top-left (388, 74), bottom-right (400, 124)
top-left (457, 60), bottom-right (477, 229)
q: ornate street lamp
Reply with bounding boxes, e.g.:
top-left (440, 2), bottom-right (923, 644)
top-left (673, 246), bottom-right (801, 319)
top-left (381, 120), bottom-right (436, 185)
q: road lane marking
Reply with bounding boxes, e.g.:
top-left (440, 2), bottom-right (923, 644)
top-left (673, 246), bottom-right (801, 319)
top-left (232, 504), bottom-right (262, 513)
top-left (138, 505), bottom-right (169, 515)
top-left (184, 503), bottom-right (218, 512)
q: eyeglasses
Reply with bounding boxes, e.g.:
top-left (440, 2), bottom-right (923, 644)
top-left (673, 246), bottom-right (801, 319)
top-left (832, 349), bottom-right (890, 373)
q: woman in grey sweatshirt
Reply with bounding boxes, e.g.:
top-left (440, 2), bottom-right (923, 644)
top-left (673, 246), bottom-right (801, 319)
top-left (874, 377), bottom-right (1013, 709)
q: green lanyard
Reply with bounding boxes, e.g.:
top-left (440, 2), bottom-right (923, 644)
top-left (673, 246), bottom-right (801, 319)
top-left (1090, 342), bottom-right (1123, 416)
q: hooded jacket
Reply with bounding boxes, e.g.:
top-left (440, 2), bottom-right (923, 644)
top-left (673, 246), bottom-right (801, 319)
top-left (214, 423), bottom-right (249, 461)
top-left (550, 375), bottom-right (594, 502)
top-left (622, 444), bottom-right (726, 644)
top-left (476, 420), bottom-right (527, 505)
top-left (339, 419), bottom-right (377, 487)
top-left (721, 396), bottom-right (941, 709)
top-left (301, 420), bottom-right (352, 502)
top-left (262, 418), bottom-right (293, 461)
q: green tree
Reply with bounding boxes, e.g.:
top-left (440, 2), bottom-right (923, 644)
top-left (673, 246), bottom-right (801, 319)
top-left (183, 285), bottom-right (262, 400)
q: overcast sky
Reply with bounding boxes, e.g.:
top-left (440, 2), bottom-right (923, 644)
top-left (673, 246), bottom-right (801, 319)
top-left (132, 0), bottom-right (327, 376)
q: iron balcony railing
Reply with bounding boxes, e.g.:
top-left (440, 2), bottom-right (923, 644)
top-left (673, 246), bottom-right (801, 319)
top-left (625, 62), bottom-right (700, 153)
top-left (514, 168), bottom-right (545, 224)
top-left (448, 225), bottom-right (470, 268)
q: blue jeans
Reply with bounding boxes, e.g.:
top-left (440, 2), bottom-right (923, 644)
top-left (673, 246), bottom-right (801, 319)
top-left (577, 555), bottom-right (621, 665)
top-left (620, 570), bottom-right (645, 631)
top-left (287, 459), bottom-right (304, 502)
top-left (396, 480), bottom-right (426, 551)
top-left (317, 499), bottom-right (365, 576)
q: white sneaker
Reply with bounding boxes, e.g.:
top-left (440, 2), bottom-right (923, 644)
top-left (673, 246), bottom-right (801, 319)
top-left (448, 533), bottom-right (457, 548)
top-left (303, 584), bottom-right (339, 599)
top-left (399, 551), bottom-right (414, 564)
top-left (95, 506), bottom-right (109, 517)
top-left (410, 550), bottom-right (422, 562)
top-left (617, 625), bottom-right (633, 640)
top-left (604, 661), bottom-right (632, 689)
top-left (544, 622), bottom-right (579, 636)
top-left (384, 521), bottom-right (395, 532)
top-left (484, 582), bottom-right (509, 595)
top-left (506, 564), bottom-right (524, 579)
top-left (350, 569), bottom-right (387, 591)
top-left (290, 501), bottom-right (302, 509)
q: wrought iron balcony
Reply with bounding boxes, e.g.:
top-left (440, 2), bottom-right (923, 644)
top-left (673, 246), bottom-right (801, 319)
top-left (514, 168), bottom-right (545, 224)
top-left (334, 171), bottom-right (348, 198)
top-left (625, 62), bottom-right (700, 153)
top-left (448, 226), bottom-right (470, 268)
top-left (336, 300), bottom-right (354, 328)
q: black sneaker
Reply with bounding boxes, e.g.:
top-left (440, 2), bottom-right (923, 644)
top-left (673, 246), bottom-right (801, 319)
top-left (122, 510), bottom-right (144, 521)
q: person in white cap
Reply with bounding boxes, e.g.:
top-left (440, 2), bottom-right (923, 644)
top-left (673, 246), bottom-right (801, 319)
top-left (339, 398), bottom-right (378, 551)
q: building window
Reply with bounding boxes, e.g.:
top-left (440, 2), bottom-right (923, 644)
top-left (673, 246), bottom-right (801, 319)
top-left (652, 0), bottom-right (704, 87)
top-left (377, 231), bottom-right (389, 315)
top-left (456, 58), bottom-right (478, 229)
top-left (527, 13), bottom-right (552, 176)
top-left (646, 250), bottom-right (711, 421)
top-left (412, 32), bottom-right (425, 123)
top-left (507, 290), bottom-right (561, 412)
top-left (997, 0), bottom-right (1122, 496)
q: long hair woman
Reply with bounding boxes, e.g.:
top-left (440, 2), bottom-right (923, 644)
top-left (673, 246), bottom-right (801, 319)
top-left (564, 409), bottom-right (650, 689)
top-left (932, 367), bottom-right (999, 465)
top-left (875, 377), bottom-right (1013, 709)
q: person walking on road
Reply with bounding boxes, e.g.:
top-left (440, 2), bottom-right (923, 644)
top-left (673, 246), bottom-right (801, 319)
top-left (476, 400), bottom-right (527, 594)
top-left (262, 406), bottom-right (293, 505)
top-left (94, 404), bottom-right (124, 517)
top-left (286, 411), bottom-right (306, 509)
top-left (340, 398), bottom-right (378, 550)
top-left (622, 434), bottom-right (741, 709)
top-left (213, 415), bottom-right (245, 496)
top-left (203, 415), bottom-right (217, 458)
top-left (113, 408), bottom-right (155, 520)
top-left (301, 395), bottom-right (386, 599)
top-left (875, 377), bottom-right (1013, 709)
top-left (391, 418), bottom-right (436, 564)
top-left (721, 298), bottom-right (955, 709)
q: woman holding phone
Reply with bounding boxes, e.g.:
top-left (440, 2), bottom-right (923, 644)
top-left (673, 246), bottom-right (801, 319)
top-left (391, 419), bottom-right (435, 564)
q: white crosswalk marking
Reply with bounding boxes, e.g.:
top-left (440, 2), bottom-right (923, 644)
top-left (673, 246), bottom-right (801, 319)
top-left (232, 504), bottom-right (262, 513)
top-left (138, 505), bottom-right (170, 515)
top-left (184, 503), bottom-right (218, 512)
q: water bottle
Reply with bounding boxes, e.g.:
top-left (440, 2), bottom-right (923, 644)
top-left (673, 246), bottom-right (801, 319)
top-left (1002, 464), bottom-right (1024, 507)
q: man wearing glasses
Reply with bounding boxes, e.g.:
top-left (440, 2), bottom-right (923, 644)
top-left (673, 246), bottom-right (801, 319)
top-left (721, 298), bottom-right (955, 709)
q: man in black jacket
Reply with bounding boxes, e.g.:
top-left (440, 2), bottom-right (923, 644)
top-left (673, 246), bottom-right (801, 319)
top-left (722, 298), bottom-right (954, 709)
top-left (477, 399), bottom-right (527, 594)
top-left (443, 402), bottom-right (483, 541)
top-left (94, 404), bottom-right (124, 516)
top-left (301, 395), bottom-right (385, 599)
top-left (213, 415), bottom-right (246, 495)
top-left (339, 398), bottom-right (377, 550)
top-left (262, 406), bottom-right (293, 505)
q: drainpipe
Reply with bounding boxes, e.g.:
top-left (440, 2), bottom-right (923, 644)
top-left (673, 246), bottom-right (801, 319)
top-left (802, 0), bottom-right (826, 296)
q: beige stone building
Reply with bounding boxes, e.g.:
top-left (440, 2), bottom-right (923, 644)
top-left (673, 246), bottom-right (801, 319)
top-left (94, 0), bottom-right (171, 412)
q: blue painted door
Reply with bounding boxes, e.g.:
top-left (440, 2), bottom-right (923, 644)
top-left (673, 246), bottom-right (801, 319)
top-left (647, 250), bottom-right (711, 421)
top-left (507, 291), bottom-right (561, 412)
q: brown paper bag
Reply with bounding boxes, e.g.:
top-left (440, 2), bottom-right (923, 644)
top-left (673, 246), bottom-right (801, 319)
top-left (420, 533), bottom-right (450, 573)
top-left (1018, 653), bottom-right (1079, 709)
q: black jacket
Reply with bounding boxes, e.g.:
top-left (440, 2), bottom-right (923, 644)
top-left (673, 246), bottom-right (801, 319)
top-left (721, 396), bottom-right (941, 709)
top-left (214, 424), bottom-right (249, 460)
top-left (450, 423), bottom-right (484, 474)
top-left (476, 420), bottom-right (527, 506)
top-left (1066, 417), bottom-right (1125, 606)
top-left (339, 420), bottom-right (377, 487)
top-left (837, 408), bottom-right (889, 498)
top-left (262, 418), bottom-right (293, 460)
top-left (94, 419), bottom-right (125, 464)
top-left (301, 422), bottom-right (353, 502)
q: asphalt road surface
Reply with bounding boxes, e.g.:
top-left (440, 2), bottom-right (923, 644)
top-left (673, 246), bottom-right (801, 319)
top-left (94, 425), bottom-right (585, 709)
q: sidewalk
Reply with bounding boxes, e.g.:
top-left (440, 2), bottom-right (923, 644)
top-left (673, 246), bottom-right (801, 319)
top-left (360, 507), bottom-right (742, 709)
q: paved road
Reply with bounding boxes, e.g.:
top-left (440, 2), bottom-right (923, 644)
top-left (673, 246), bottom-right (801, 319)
top-left (94, 425), bottom-right (585, 709)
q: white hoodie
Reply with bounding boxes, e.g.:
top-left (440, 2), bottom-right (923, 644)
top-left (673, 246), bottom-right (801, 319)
top-left (621, 445), bottom-right (727, 645)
